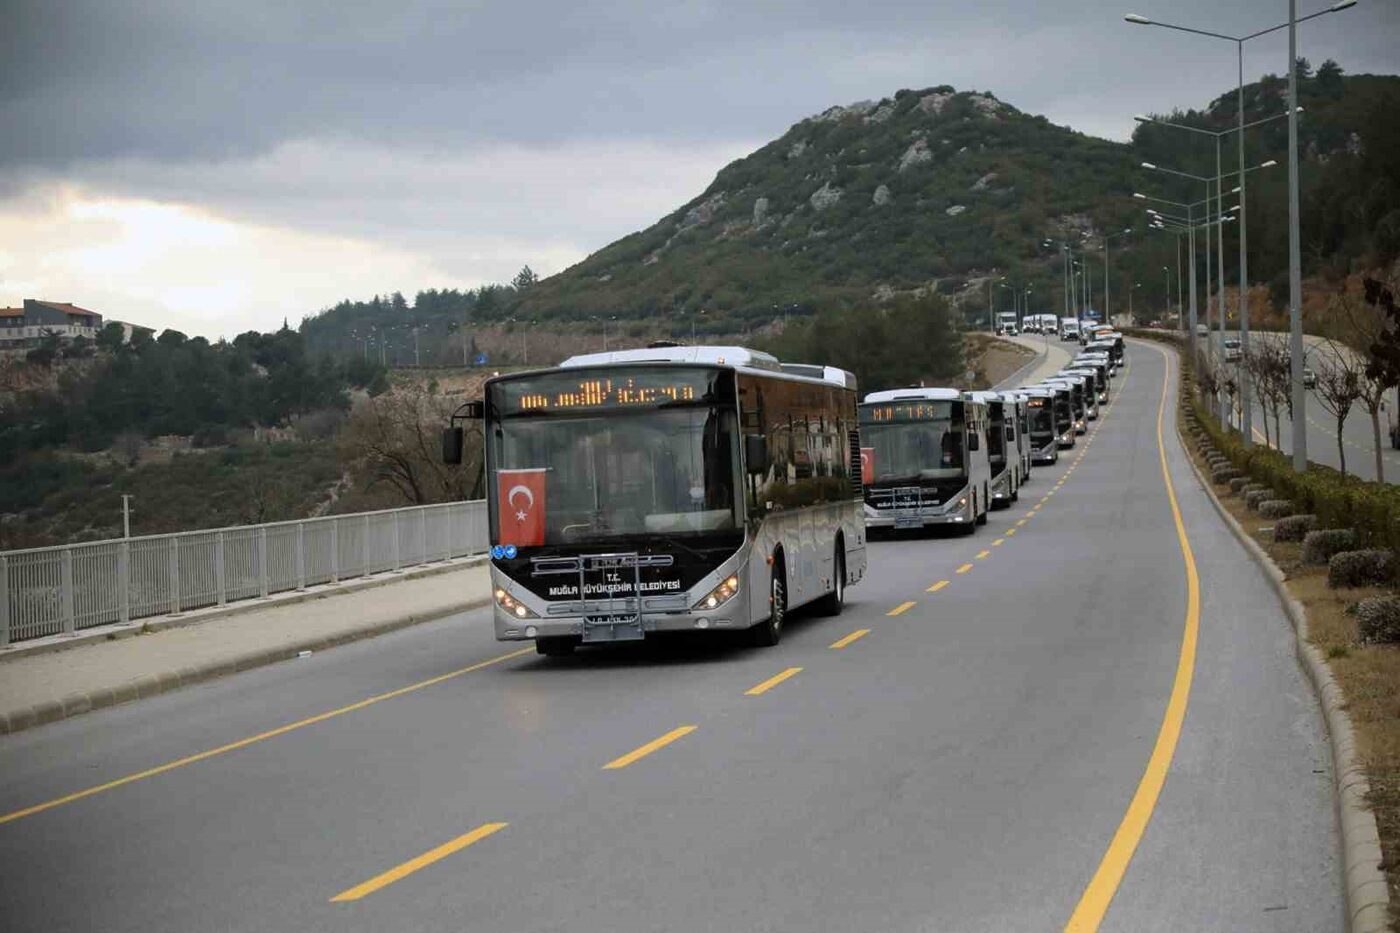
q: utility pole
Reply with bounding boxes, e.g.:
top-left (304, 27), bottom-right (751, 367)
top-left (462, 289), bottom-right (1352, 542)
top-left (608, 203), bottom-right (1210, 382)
top-left (121, 495), bottom-right (133, 539)
top-left (1287, 0), bottom-right (1307, 471)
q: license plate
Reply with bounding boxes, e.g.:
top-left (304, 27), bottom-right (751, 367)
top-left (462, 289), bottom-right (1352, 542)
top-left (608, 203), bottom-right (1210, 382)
top-left (894, 515), bottom-right (922, 529)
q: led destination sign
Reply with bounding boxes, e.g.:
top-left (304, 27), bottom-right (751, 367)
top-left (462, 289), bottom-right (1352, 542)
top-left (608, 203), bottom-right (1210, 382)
top-left (859, 401), bottom-right (956, 423)
top-left (494, 367), bottom-right (722, 415)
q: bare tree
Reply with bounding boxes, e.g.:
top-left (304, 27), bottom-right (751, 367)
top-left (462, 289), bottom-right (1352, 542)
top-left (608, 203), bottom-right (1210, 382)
top-left (337, 383), bottom-right (482, 504)
top-left (1312, 340), bottom-right (1365, 476)
top-left (1326, 280), bottom-right (1399, 482)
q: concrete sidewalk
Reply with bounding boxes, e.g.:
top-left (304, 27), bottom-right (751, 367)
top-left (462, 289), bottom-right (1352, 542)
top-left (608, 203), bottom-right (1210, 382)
top-left (0, 559), bottom-right (492, 735)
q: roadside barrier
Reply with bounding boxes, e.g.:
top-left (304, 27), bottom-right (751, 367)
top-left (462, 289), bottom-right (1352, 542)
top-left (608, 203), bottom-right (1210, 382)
top-left (0, 501), bottom-right (489, 645)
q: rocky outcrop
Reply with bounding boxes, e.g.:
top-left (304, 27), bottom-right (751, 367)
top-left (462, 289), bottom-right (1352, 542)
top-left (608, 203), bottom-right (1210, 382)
top-left (809, 182), bottom-right (842, 211)
top-left (945, 204), bottom-right (967, 216)
top-left (864, 102), bottom-right (896, 124)
top-left (810, 101), bottom-right (876, 123)
top-left (898, 139), bottom-right (932, 172)
top-left (967, 93), bottom-right (1002, 115)
top-left (872, 184), bottom-right (892, 206)
top-left (919, 91), bottom-right (954, 115)
top-left (787, 140), bottom-right (809, 159)
top-left (753, 197), bottom-right (771, 225)
top-left (679, 192), bottom-right (725, 230)
top-left (972, 172), bottom-right (998, 191)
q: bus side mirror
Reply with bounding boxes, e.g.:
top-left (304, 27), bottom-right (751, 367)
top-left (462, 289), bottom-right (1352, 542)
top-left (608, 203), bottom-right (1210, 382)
top-left (968, 433), bottom-right (980, 452)
top-left (442, 427), bottom-right (464, 465)
top-left (745, 435), bottom-right (770, 475)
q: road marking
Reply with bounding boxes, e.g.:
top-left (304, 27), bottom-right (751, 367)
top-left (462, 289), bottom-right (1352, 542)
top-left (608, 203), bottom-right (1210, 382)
top-left (1065, 340), bottom-right (1201, 932)
top-left (745, 667), bottom-right (804, 696)
top-left (330, 822), bottom-right (507, 902)
top-left (975, 549), bottom-right (991, 559)
top-left (955, 563), bottom-right (973, 575)
top-left (1025, 510), bottom-right (1037, 518)
top-left (992, 538), bottom-right (1005, 547)
top-left (1016, 519), bottom-right (1028, 527)
top-left (926, 580), bottom-right (950, 593)
top-left (886, 601), bottom-right (917, 616)
top-left (0, 646), bottom-right (534, 828)
top-left (829, 629), bottom-right (870, 649)
top-left (603, 725), bottom-right (698, 768)
top-left (1005, 528), bottom-right (1017, 536)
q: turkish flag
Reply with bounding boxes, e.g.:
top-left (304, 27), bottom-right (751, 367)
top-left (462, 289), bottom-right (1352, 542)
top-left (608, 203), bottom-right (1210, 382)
top-left (497, 469), bottom-right (547, 547)
top-left (860, 447), bottom-right (875, 484)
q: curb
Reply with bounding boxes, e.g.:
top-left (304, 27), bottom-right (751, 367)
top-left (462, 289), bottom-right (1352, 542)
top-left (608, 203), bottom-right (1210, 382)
top-left (0, 587), bottom-right (494, 737)
top-left (994, 337), bottom-right (1049, 390)
top-left (0, 554), bottom-right (489, 665)
top-left (1174, 384), bottom-right (1390, 931)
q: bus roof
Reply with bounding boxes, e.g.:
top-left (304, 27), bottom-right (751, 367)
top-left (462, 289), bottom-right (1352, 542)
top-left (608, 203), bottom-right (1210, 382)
top-left (557, 344), bottom-right (854, 389)
top-left (863, 386), bottom-right (963, 404)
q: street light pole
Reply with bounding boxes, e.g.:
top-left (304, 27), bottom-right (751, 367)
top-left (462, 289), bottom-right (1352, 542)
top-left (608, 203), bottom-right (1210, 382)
top-left (1287, 0), bottom-right (1307, 471)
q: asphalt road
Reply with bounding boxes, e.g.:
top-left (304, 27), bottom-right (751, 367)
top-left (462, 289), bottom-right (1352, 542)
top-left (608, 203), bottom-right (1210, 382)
top-left (1198, 330), bottom-right (1400, 483)
top-left (0, 342), bottom-right (1341, 932)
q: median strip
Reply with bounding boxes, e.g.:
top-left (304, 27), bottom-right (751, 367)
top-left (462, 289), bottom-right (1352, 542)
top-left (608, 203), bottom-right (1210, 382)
top-left (330, 822), bottom-right (507, 902)
top-left (745, 667), bottom-right (804, 696)
top-left (602, 725), bottom-right (698, 769)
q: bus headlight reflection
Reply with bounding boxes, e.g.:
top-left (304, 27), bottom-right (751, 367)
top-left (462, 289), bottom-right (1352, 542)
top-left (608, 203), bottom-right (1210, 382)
top-left (692, 575), bottom-right (740, 611)
top-left (494, 587), bottom-right (538, 619)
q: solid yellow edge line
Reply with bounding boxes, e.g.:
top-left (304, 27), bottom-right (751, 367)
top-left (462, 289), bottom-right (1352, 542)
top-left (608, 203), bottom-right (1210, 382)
top-left (926, 580), bottom-right (950, 593)
top-left (1064, 342), bottom-right (1199, 932)
top-left (886, 601), bottom-right (917, 617)
top-left (829, 629), bottom-right (871, 650)
top-left (0, 646), bottom-right (534, 827)
top-left (330, 822), bottom-right (508, 902)
top-left (955, 563), bottom-right (973, 575)
top-left (603, 725), bottom-right (699, 769)
top-left (744, 667), bottom-right (804, 696)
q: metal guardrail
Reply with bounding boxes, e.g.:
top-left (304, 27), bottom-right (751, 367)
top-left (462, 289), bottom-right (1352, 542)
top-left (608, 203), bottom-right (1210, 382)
top-left (0, 501), bottom-right (489, 646)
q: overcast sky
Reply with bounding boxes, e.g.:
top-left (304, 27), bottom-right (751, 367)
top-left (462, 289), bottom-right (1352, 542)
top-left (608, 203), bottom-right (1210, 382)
top-left (2, 0), bottom-right (1395, 338)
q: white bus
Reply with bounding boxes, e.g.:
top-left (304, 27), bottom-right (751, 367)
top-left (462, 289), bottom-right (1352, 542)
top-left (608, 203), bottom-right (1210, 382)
top-left (857, 388), bottom-right (992, 534)
top-left (443, 345), bottom-right (867, 655)
top-left (969, 390), bottom-right (1022, 508)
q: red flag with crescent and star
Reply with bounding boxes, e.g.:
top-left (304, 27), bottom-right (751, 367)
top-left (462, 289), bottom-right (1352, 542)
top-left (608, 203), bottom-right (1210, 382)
top-left (860, 447), bottom-right (875, 485)
top-left (497, 469), bottom-right (547, 547)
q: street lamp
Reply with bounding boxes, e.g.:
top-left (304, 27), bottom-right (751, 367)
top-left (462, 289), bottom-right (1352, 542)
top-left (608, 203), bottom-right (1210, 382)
top-left (1126, 0), bottom-right (1359, 467)
top-left (1101, 227), bottom-right (1133, 324)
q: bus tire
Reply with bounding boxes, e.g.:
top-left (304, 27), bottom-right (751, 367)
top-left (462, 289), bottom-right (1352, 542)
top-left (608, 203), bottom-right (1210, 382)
top-left (752, 556), bottom-right (787, 647)
top-left (536, 636), bottom-right (578, 657)
top-left (814, 544), bottom-right (845, 617)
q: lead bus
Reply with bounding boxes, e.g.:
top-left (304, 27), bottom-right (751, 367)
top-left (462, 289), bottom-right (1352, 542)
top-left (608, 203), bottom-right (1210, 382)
top-left (443, 346), bottom-right (867, 655)
top-left (856, 388), bottom-right (991, 533)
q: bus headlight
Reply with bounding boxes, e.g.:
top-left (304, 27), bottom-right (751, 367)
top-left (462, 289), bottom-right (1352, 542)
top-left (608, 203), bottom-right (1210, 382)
top-left (692, 575), bottom-right (740, 611)
top-left (494, 588), bottom-right (538, 619)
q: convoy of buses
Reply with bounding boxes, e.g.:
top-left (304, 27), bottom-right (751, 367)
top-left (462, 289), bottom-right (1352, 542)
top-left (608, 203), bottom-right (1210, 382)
top-left (441, 325), bottom-right (1125, 656)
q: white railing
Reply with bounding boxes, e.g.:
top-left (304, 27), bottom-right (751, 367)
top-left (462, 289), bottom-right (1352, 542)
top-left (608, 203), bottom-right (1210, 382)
top-left (0, 501), bottom-right (489, 646)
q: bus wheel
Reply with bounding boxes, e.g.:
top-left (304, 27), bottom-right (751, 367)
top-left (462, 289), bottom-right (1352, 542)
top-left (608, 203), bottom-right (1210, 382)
top-left (536, 636), bottom-right (578, 657)
top-left (752, 558), bottom-right (787, 647)
top-left (815, 545), bottom-right (845, 617)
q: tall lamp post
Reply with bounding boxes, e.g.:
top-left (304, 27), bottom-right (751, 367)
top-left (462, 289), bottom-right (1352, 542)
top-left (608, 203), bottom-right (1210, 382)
top-left (1126, 0), bottom-right (1359, 468)
top-left (1102, 228), bottom-right (1133, 324)
top-left (1134, 108), bottom-right (1296, 445)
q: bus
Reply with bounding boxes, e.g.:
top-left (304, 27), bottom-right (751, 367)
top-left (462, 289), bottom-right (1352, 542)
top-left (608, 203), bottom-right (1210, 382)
top-left (1025, 382), bottom-right (1075, 449)
top-left (857, 388), bottom-right (991, 534)
top-left (969, 391), bottom-right (1021, 508)
top-left (443, 345), bottom-right (867, 655)
top-left (1021, 388), bottom-right (1061, 464)
top-left (1054, 371), bottom-right (1099, 421)
top-left (1001, 391), bottom-right (1034, 483)
top-left (1042, 377), bottom-right (1088, 434)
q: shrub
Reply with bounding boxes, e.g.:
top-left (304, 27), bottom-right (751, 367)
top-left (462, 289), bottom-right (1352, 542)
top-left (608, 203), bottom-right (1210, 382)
top-left (1328, 549), bottom-right (1397, 588)
top-left (1211, 467), bottom-right (1241, 485)
top-left (1229, 477), bottom-right (1250, 494)
top-left (1357, 596), bottom-right (1400, 644)
top-left (1258, 499), bottom-right (1297, 519)
top-left (1245, 489), bottom-right (1272, 511)
top-left (1273, 514), bottom-right (1318, 542)
top-left (1302, 529), bottom-right (1358, 565)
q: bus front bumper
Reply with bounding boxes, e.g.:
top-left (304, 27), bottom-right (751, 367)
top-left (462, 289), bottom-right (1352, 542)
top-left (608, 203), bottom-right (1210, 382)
top-left (990, 468), bottom-right (1014, 503)
top-left (494, 606), bottom-right (746, 642)
top-left (864, 496), bottom-right (975, 529)
top-left (1032, 439), bottom-right (1058, 463)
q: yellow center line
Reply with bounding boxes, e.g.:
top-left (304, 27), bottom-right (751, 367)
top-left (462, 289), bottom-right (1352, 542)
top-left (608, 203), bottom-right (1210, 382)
top-left (745, 667), bottom-right (804, 696)
top-left (603, 725), bottom-right (699, 769)
top-left (1005, 528), bottom-right (1017, 536)
top-left (0, 646), bottom-right (534, 828)
top-left (886, 600), bottom-right (917, 616)
top-left (829, 629), bottom-right (871, 650)
top-left (1065, 340), bottom-right (1199, 932)
top-left (975, 549), bottom-right (991, 559)
top-left (926, 580), bottom-right (951, 593)
top-left (955, 563), bottom-right (974, 575)
top-left (992, 538), bottom-right (1005, 547)
top-left (1025, 510), bottom-right (1037, 518)
top-left (1016, 519), bottom-right (1028, 526)
top-left (330, 822), bottom-right (508, 902)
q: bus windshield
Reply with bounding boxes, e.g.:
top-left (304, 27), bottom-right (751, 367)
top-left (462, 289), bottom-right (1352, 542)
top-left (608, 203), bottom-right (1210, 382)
top-left (859, 402), bottom-right (964, 481)
top-left (492, 406), bottom-right (741, 544)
